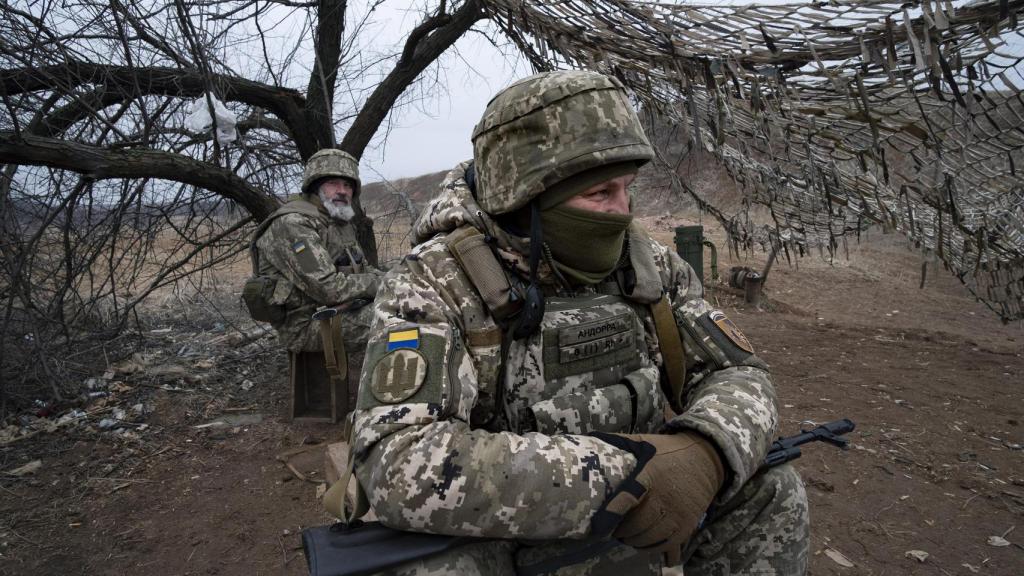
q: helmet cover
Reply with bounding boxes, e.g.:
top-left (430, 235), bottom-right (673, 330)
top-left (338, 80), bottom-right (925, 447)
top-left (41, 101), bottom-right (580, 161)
top-left (302, 149), bottom-right (361, 196)
top-left (471, 70), bottom-right (653, 215)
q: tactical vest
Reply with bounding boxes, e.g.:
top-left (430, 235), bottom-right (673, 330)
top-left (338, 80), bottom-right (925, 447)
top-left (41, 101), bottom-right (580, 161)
top-left (444, 224), bottom-right (687, 437)
top-left (242, 197), bottom-right (324, 322)
top-left (242, 196), bottom-right (365, 323)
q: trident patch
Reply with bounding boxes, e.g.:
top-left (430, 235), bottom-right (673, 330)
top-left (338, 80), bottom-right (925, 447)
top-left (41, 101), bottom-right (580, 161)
top-left (370, 349), bottom-right (428, 404)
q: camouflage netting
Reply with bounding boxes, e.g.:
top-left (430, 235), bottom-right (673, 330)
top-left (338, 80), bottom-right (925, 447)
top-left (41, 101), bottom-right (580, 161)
top-left (483, 0), bottom-right (1024, 322)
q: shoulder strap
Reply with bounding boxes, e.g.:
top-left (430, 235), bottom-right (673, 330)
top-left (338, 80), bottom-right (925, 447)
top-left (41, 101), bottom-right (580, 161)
top-left (249, 196), bottom-right (324, 274)
top-left (323, 417), bottom-right (370, 522)
top-left (651, 295), bottom-right (687, 414)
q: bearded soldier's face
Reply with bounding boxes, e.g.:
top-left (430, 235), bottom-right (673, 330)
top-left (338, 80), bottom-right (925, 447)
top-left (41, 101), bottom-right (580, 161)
top-left (318, 178), bottom-right (356, 221)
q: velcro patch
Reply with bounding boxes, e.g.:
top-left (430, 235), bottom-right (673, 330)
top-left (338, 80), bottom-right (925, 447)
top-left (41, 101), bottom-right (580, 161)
top-left (371, 349), bottom-right (428, 404)
top-left (709, 310), bottom-right (753, 353)
top-left (388, 328), bottom-right (420, 351)
top-left (291, 238), bottom-right (319, 272)
top-left (557, 313), bottom-right (633, 364)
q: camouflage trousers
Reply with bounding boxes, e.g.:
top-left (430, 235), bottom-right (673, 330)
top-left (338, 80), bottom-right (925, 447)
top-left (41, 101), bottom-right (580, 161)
top-left (377, 464), bottom-right (808, 576)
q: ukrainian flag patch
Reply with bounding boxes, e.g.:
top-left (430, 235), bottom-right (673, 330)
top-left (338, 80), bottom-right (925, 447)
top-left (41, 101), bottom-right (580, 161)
top-left (292, 240), bottom-right (307, 253)
top-left (387, 328), bottom-right (420, 351)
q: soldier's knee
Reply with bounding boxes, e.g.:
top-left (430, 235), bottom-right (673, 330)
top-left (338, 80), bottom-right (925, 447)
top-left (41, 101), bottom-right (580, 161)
top-left (763, 464), bottom-right (808, 520)
top-left (738, 464), bottom-right (809, 530)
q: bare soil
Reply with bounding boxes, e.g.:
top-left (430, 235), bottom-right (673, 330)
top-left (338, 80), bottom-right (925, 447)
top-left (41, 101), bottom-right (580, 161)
top-left (1, 218), bottom-right (1022, 576)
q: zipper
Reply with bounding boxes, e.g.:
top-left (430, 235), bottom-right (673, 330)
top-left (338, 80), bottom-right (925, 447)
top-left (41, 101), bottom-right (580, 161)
top-left (445, 325), bottom-right (462, 416)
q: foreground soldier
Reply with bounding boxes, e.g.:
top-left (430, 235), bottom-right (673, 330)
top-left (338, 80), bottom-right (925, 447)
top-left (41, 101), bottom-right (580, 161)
top-left (349, 71), bottom-right (808, 574)
top-left (245, 149), bottom-right (382, 419)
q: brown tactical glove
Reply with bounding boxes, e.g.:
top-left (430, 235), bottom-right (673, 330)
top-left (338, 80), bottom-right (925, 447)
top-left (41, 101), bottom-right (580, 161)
top-left (593, 432), bottom-right (725, 565)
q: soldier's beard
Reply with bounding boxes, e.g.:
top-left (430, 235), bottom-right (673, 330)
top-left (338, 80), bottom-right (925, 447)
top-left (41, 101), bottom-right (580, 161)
top-left (319, 191), bottom-right (355, 222)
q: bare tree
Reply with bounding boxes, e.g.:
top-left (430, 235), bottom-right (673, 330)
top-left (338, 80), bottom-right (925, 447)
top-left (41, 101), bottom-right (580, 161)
top-left (0, 0), bottom-right (484, 407)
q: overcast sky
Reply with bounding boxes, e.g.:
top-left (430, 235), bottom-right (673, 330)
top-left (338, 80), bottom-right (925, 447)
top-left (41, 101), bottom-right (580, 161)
top-left (343, 4), bottom-right (533, 183)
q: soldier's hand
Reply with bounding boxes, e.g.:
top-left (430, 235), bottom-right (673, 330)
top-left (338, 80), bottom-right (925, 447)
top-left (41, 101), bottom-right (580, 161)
top-left (609, 432), bottom-right (725, 565)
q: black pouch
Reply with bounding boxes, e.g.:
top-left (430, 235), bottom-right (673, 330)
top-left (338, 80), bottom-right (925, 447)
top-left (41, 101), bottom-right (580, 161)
top-left (302, 521), bottom-right (483, 576)
top-left (242, 275), bottom-right (285, 323)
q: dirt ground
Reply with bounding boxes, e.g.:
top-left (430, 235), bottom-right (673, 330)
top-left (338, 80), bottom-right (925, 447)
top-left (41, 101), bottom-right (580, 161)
top-left (1, 216), bottom-right (1022, 576)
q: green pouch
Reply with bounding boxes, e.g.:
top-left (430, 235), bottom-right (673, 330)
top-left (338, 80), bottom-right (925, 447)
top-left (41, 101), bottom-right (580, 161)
top-left (242, 275), bottom-right (285, 323)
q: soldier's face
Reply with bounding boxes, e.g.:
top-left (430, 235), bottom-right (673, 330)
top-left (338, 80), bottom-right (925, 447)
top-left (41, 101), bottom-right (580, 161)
top-left (319, 178), bottom-right (354, 205)
top-left (561, 173), bottom-right (634, 215)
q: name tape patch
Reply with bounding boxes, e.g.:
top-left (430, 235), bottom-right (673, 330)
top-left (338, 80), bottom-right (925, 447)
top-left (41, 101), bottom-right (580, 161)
top-left (560, 314), bottom-right (631, 346)
top-left (558, 313), bottom-right (633, 364)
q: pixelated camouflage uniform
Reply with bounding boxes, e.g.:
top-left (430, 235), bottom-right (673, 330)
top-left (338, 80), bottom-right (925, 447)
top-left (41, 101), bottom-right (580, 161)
top-left (253, 194), bottom-right (381, 353)
top-left (350, 71), bottom-right (808, 575)
top-left (351, 168), bottom-right (808, 575)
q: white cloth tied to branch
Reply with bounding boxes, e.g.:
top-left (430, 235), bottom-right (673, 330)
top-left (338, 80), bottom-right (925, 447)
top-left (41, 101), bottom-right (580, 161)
top-left (184, 95), bottom-right (237, 145)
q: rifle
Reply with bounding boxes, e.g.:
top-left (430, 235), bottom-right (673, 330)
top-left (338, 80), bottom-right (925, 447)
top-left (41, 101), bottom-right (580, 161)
top-left (303, 418), bottom-right (856, 576)
top-left (764, 418), bottom-right (855, 467)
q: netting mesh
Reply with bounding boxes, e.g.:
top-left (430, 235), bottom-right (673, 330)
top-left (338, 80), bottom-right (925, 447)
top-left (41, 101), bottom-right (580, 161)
top-left (483, 0), bottom-right (1024, 321)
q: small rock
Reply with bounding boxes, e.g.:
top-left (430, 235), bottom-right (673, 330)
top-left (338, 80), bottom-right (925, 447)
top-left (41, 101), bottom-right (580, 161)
top-left (905, 550), bottom-right (929, 563)
top-left (111, 408), bottom-right (126, 421)
top-left (987, 536), bottom-right (1011, 547)
top-left (240, 379), bottom-right (254, 391)
top-left (98, 419), bottom-right (119, 430)
top-left (958, 451), bottom-right (977, 462)
top-left (130, 403), bottom-right (145, 415)
top-left (57, 410), bottom-right (87, 425)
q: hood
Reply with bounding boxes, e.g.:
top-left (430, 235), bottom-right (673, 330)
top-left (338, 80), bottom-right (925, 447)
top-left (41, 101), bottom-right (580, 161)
top-left (412, 161), bottom-right (484, 243)
top-left (414, 162), bottom-right (548, 282)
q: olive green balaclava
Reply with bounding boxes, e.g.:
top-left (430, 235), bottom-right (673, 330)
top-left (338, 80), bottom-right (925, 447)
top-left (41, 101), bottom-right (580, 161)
top-left (539, 162), bottom-right (637, 285)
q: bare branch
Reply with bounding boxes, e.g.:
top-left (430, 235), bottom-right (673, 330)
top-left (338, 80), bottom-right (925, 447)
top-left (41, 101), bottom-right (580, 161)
top-left (340, 0), bottom-right (483, 159)
top-left (0, 132), bottom-right (279, 220)
top-left (0, 61), bottom-right (316, 157)
top-left (304, 0), bottom-right (347, 149)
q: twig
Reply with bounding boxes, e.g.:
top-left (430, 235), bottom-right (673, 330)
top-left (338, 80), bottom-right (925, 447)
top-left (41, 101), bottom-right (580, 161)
top-left (8, 529), bottom-right (38, 546)
top-left (135, 383), bottom-right (197, 393)
top-left (962, 492), bottom-right (981, 510)
top-left (0, 483), bottom-right (22, 497)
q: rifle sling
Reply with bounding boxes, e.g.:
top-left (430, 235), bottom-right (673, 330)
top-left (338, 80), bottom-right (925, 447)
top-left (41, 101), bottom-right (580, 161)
top-left (650, 295), bottom-right (687, 413)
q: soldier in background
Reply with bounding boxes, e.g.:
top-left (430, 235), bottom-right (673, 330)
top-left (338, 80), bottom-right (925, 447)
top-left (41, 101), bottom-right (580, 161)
top-left (244, 149), bottom-right (382, 421)
top-left (347, 71), bottom-right (809, 574)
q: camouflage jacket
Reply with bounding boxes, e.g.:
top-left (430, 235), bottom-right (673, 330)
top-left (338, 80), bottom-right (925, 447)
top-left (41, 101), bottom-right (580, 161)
top-left (351, 162), bottom-right (778, 541)
top-left (253, 195), bottom-right (381, 352)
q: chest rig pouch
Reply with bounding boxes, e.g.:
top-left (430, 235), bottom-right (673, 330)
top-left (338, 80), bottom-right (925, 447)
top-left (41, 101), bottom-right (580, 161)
top-left (504, 294), bottom-right (664, 436)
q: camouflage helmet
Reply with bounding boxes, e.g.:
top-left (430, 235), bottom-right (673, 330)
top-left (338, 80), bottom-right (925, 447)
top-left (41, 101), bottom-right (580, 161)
top-left (302, 149), bottom-right (361, 196)
top-left (471, 70), bottom-right (654, 215)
